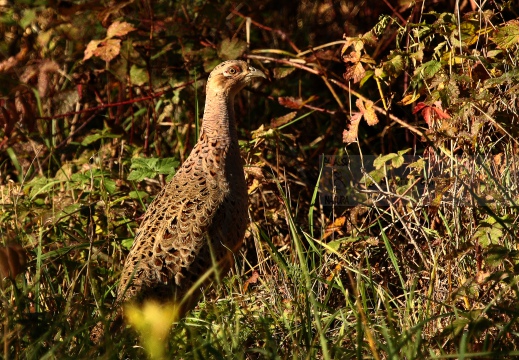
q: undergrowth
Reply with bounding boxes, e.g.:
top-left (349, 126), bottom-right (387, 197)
top-left (1, 0), bottom-right (519, 359)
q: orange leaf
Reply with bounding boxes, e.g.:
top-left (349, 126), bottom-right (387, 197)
top-left (243, 271), bottom-right (260, 292)
top-left (322, 216), bottom-right (346, 240)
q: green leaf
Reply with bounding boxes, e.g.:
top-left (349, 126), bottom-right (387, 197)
top-left (217, 38), bottom-right (247, 60)
top-left (121, 238), bottom-right (134, 250)
top-left (103, 178), bottom-right (116, 194)
top-left (130, 65), bottom-right (149, 86)
top-left (474, 216), bottom-right (504, 248)
top-left (155, 158), bottom-right (179, 175)
top-left (492, 20), bottom-right (519, 49)
top-left (417, 60), bottom-right (441, 80)
top-left (128, 157), bottom-right (178, 182)
top-left (129, 190), bottom-right (149, 200)
top-left (81, 131), bottom-right (121, 146)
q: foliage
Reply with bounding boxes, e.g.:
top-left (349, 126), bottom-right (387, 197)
top-left (1, 0), bottom-right (519, 359)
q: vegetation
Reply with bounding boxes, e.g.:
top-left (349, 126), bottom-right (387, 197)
top-left (2, 0), bottom-right (519, 358)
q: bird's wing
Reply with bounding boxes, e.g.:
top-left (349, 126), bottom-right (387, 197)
top-left (116, 152), bottom-right (228, 304)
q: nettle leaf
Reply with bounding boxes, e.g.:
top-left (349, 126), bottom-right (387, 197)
top-left (217, 38), bottom-right (247, 60)
top-left (383, 54), bottom-right (404, 77)
top-left (491, 20), bottom-right (519, 49)
top-left (128, 157), bottom-right (178, 182)
top-left (155, 158), bottom-right (179, 175)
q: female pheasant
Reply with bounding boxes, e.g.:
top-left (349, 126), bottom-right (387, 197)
top-left (91, 60), bottom-right (266, 342)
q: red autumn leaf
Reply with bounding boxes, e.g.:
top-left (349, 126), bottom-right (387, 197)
top-left (413, 101), bottom-right (450, 127)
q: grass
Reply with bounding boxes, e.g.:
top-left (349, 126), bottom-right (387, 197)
top-left (2, 1), bottom-right (519, 359)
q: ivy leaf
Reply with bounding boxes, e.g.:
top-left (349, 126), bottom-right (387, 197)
top-left (217, 38), bottom-right (247, 60)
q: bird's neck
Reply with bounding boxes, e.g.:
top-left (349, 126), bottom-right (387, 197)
top-left (201, 89), bottom-right (238, 144)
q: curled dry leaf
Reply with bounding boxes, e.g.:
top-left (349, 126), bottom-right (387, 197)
top-left (343, 62), bottom-right (365, 84)
top-left (343, 99), bottom-right (379, 144)
top-left (278, 96), bottom-right (303, 110)
top-left (356, 98), bottom-right (378, 126)
top-left (343, 111), bottom-right (362, 144)
top-left (271, 111), bottom-right (297, 128)
top-left (322, 216), bottom-right (346, 240)
top-left (243, 270), bottom-right (260, 292)
top-left (38, 60), bottom-right (60, 98)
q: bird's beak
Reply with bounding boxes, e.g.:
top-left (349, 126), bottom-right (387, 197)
top-left (246, 66), bottom-right (267, 80)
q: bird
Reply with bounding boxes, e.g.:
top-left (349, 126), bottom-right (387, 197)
top-left (91, 60), bottom-right (266, 343)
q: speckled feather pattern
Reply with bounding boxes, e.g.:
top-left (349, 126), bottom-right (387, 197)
top-left (90, 60), bottom-right (265, 343)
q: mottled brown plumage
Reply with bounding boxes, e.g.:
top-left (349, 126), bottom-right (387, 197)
top-left (91, 60), bottom-right (266, 343)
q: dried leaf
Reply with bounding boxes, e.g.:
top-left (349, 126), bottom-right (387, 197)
top-left (0, 244), bottom-right (28, 279)
top-left (278, 97), bottom-right (303, 110)
top-left (243, 271), bottom-right (260, 292)
top-left (96, 39), bottom-right (121, 62)
top-left (342, 50), bottom-right (361, 63)
top-left (400, 93), bottom-right (420, 105)
top-left (357, 98), bottom-right (378, 126)
top-left (107, 21), bottom-right (136, 38)
top-left (343, 62), bottom-right (365, 84)
top-left (38, 60), bottom-right (60, 98)
top-left (271, 111), bottom-right (297, 128)
top-left (322, 216), bottom-right (346, 240)
top-left (343, 112), bottom-right (362, 144)
top-left (84, 39), bottom-right (103, 61)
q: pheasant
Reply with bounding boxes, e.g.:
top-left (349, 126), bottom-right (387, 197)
top-left (91, 60), bottom-right (266, 343)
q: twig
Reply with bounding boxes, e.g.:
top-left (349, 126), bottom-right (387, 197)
top-left (231, 9), bottom-right (301, 53)
top-left (244, 54), bottom-right (321, 75)
top-left (36, 79), bottom-right (198, 120)
top-left (246, 53), bottom-right (425, 137)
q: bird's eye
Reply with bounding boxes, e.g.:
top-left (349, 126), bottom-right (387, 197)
top-left (228, 67), bottom-right (237, 74)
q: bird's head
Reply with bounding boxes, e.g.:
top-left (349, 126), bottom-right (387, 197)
top-left (207, 60), bottom-right (267, 96)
